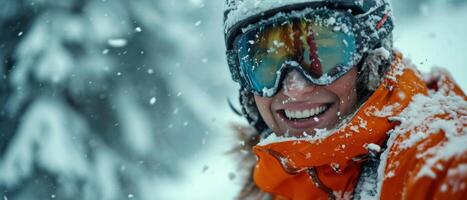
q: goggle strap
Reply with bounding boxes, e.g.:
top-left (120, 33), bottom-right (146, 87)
top-left (226, 49), bottom-right (242, 83)
top-left (358, 5), bottom-right (394, 50)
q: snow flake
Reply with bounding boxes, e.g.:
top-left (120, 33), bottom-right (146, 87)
top-left (397, 91), bottom-right (407, 100)
top-left (326, 17), bottom-right (336, 25)
top-left (262, 87), bottom-right (276, 97)
top-left (128, 193), bottom-right (134, 199)
top-left (259, 128), bottom-right (332, 146)
top-left (375, 103), bottom-right (400, 117)
top-left (385, 171), bottom-right (395, 178)
top-left (440, 184), bottom-right (448, 192)
top-left (202, 165), bottom-right (209, 173)
top-left (228, 172), bottom-right (236, 180)
top-left (365, 143), bottom-right (381, 153)
top-left (342, 39), bottom-right (348, 47)
top-left (195, 20), bottom-right (202, 26)
top-left (331, 163), bottom-right (340, 172)
top-left (135, 27), bottom-right (142, 32)
top-left (350, 125), bottom-right (360, 133)
top-left (358, 117), bottom-right (368, 129)
top-left (435, 163), bottom-right (444, 171)
top-left (18, 32), bottom-right (23, 36)
top-left (107, 38), bottom-right (128, 47)
top-left (149, 97), bottom-right (157, 105)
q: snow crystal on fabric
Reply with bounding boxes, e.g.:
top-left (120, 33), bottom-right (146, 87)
top-left (374, 89), bottom-right (466, 197)
top-left (416, 134), bottom-right (467, 179)
top-left (389, 92), bottom-right (466, 151)
top-left (258, 128), bottom-right (331, 146)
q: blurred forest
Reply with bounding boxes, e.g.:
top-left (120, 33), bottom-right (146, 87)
top-left (1, 0), bottom-right (466, 200)
top-left (0, 0), bottom-right (234, 199)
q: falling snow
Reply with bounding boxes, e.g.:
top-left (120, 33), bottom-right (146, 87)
top-left (1, 0), bottom-right (466, 200)
top-left (149, 97), bottom-right (157, 105)
top-left (107, 38), bottom-right (128, 47)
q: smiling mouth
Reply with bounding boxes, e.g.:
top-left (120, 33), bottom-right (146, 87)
top-left (279, 104), bottom-right (332, 122)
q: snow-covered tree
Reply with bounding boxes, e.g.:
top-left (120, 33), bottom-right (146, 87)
top-left (0, 0), bottom-right (223, 199)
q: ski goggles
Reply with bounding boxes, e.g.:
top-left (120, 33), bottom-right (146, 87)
top-left (227, 8), bottom-right (390, 97)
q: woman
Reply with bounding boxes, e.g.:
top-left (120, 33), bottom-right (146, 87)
top-left (223, 0), bottom-right (467, 199)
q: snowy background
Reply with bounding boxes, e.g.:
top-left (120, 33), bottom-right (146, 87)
top-left (0, 0), bottom-right (466, 200)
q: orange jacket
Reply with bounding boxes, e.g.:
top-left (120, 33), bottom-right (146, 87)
top-left (252, 53), bottom-right (467, 200)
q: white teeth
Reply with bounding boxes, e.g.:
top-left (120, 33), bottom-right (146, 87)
top-left (284, 105), bottom-right (328, 119)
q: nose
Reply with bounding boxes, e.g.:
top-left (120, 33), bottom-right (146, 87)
top-left (282, 70), bottom-right (316, 99)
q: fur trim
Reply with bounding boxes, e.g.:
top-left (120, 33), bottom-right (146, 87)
top-left (229, 124), bottom-right (272, 200)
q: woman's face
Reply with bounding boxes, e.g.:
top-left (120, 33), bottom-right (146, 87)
top-left (254, 68), bottom-right (359, 137)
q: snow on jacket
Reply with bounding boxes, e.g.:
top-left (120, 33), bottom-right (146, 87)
top-left (249, 53), bottom-right (466, 200)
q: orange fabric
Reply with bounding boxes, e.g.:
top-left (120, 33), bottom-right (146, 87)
top-left (380, 70), bottom-right (467, 200)
top-left (251, 53), bottom-right (467, 199)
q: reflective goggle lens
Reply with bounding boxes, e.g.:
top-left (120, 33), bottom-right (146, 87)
top-left (234, 11), bottom-right (359, 96)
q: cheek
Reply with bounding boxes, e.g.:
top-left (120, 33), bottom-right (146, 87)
top-left (328, 68), bottom-right (358, 112)
top-left (253, 95), bottom-right (277, 129)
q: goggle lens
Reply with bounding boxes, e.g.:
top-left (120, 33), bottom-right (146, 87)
top-left (234, 11), bottom-right (359, 96)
